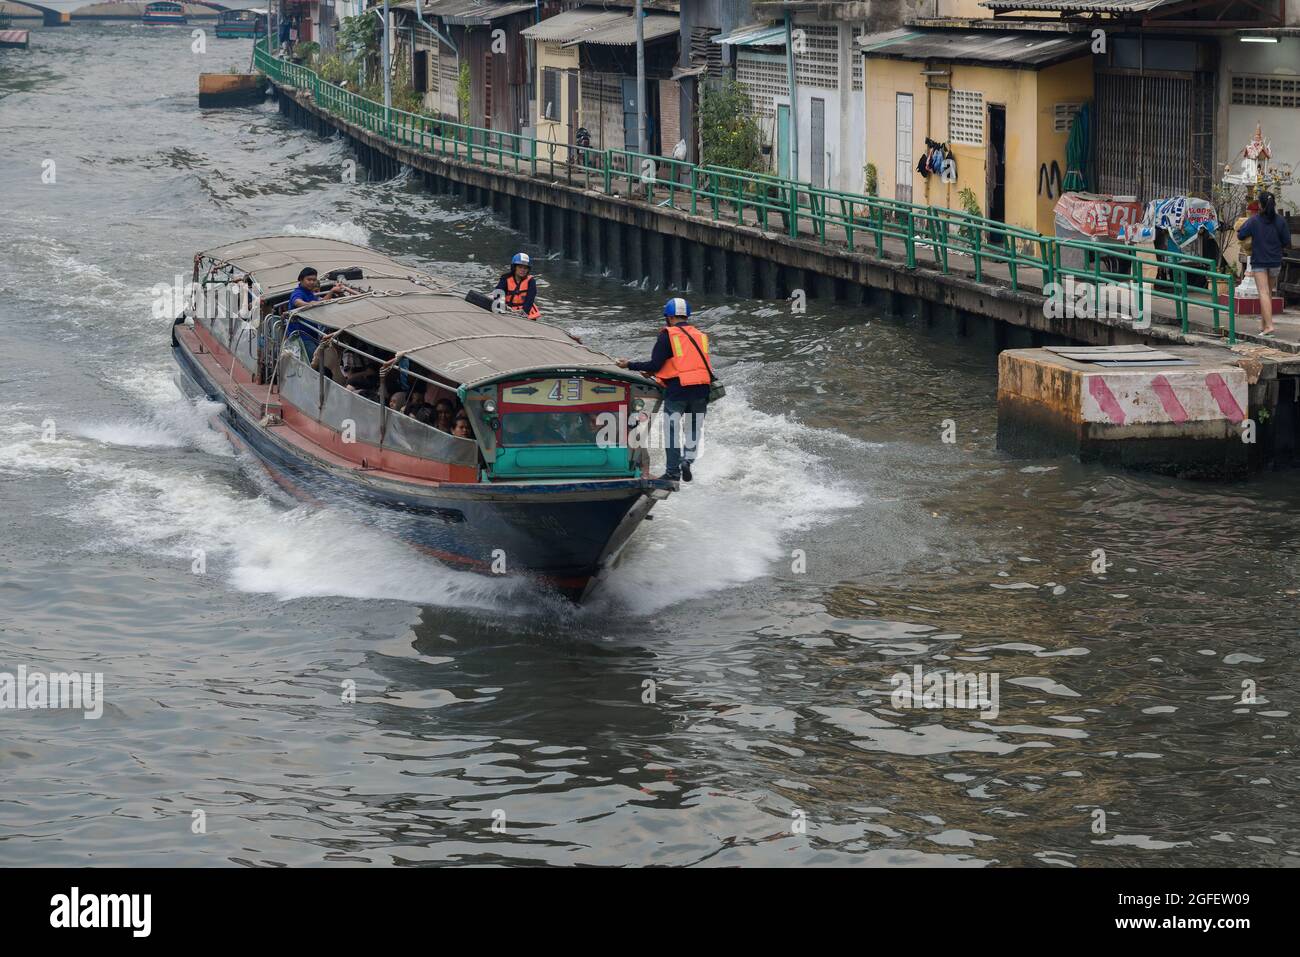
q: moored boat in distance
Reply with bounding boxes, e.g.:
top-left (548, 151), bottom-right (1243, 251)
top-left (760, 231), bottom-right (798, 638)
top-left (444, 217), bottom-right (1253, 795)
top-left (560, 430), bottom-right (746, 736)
top-left (214, 7), bottom-right (265, 39)
top-left (171, 236), bottom-right (675, 601)
top-left (142, 1), bottom-right (185, 25)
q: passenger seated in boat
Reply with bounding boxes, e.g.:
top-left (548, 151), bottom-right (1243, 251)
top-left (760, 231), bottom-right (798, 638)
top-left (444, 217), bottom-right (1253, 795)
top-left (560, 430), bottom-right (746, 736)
top-left (452, 411), bottom-right (472, 439)
top-left (413, 405), bottom-right (435, 425)
top-left (432, 399), bottom-right (455, 433)
top-left (340, 349), bottom-right (380, 397)
top-left (310, 340), bottom-right (345, 381)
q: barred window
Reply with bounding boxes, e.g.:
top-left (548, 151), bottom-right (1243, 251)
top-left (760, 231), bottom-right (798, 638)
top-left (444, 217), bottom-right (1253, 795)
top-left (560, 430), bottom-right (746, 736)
top-left (949, 89), bottom-right (984, 146)
top-left (1231, 74), bottom-right (1300, 109)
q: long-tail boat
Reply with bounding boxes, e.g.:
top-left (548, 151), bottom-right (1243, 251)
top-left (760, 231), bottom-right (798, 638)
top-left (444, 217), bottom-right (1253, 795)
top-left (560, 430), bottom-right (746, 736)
top-left (171, 236), bottom-right (674, 601)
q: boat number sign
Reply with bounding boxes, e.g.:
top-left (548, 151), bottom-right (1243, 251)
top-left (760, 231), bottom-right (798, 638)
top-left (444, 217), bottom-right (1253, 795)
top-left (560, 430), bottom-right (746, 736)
top-left (505, 378), bottom-right (621, 408)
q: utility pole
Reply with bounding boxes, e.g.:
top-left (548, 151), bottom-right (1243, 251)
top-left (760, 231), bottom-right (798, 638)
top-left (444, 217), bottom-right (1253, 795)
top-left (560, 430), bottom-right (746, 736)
top-left (635, 0), bottom-right (646, 155)
top-left (783, 10), bottom-right (799, 180)
top-left (380, 0), bottom-right (392, 112)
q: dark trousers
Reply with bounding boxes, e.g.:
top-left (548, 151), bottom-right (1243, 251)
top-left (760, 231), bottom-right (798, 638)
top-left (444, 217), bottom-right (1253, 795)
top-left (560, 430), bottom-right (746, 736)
top-left (663, 396), bottom-right (708, 476)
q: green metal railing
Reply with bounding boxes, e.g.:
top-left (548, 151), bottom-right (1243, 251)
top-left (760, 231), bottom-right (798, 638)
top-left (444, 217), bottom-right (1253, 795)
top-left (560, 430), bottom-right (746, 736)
top-left (254, 38), bottom-right (1237, 343)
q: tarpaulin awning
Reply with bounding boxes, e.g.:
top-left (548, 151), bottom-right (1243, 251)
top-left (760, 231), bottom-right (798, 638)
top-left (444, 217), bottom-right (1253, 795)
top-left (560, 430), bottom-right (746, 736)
top-left (712, 23), bottom-right (787, 47)
top-left (1119, 196), bottom-right (1219, 249)
top-left (520, 8), bottom-right (626, 43)
top-left (564, 14), bottom-right (679, 47)
top-left (1054, 192), bottom-right (1144, 241)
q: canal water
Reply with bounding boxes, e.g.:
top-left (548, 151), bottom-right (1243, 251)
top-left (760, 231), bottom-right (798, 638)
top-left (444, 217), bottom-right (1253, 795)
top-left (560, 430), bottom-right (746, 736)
top-left (2, 26), bottom-right (1297, 867)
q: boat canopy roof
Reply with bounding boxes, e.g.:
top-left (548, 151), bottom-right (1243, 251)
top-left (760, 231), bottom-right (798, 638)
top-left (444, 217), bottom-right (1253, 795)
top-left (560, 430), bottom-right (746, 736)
top-left (292, 285), bottom-right (636, 389)
top-left (197, 236), bottom-right (652, 389)
top-left (199, 236), bottom-right (438, 297)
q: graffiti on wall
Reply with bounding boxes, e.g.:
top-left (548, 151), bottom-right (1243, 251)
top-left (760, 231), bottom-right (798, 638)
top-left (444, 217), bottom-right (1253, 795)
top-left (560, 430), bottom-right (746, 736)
top-left (1038, 160), bottom-right (1063, 199)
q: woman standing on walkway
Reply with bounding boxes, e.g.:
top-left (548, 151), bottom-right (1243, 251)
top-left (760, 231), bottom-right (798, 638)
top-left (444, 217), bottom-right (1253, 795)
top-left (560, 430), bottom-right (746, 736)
top-left (1236, 191), bottom-right (1292, 337)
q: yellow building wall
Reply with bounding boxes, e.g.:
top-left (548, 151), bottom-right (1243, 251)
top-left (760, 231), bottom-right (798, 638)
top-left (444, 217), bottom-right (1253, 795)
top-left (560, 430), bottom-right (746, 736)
top-left (1034, 56), bottom-right (1093, 233)
top-left (534, 42), bottom-right (580, 150)
top-left (864, 55), bottom-right (1092, 236)
top-left (933, 0), bottom-right (996, 19)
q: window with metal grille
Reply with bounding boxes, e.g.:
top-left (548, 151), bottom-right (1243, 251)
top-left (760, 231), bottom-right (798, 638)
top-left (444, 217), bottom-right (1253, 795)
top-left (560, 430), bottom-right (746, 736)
top-left (949, 90), bottom-right (983, 146)
top-left (1231, 74), bottom-right (1300, 109)
top-left (793, 23), bottom-right (839, 91)
top-left (1054, 102), bottom-right (1083, 133)
top-left (542, 67), bottom-right (560, 121)
top-left (736, 51), bottom-right (788, 127)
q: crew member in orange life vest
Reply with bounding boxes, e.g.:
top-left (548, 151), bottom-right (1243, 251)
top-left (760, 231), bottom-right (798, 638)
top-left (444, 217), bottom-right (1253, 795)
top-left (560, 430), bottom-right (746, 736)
top-left (616, 298), bottom-right (713, 483)
top-left (495, 252), bottom-right (541, 319)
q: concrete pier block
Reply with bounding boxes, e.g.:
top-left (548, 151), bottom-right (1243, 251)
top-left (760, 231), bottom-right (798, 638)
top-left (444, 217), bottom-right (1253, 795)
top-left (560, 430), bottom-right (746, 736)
top-left (733, 253), bottom-right (755, 299)
top-left (665, 236), bottom-right (684, 289)
top-left (525, 200), bottom-right (538, 242)
top-left (756, 258), bottom-right (778, 300)
top-left (646, 232), bottom-right (666, 288)
top-left (707, 244), bottom-right (728, 294)
top-left (997, 348), bottom-right (1251, 479)
top-left (608, 222), bottom-right (625, 278)
top-left (627, 227), bottom-right (644, 284)
top-left (813, 272), bottom-right (836, 302)
top-left (566, 208), bottom-right (581, 263)
top-left (687, 241), bottom-right (705, 292)
top-left (586, 214), bottom-right (602, 271)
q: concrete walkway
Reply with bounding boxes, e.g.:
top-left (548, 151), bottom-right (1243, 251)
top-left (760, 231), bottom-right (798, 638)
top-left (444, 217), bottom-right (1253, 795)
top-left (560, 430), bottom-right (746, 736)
top-left (299, 94), bottom-right (1300, 356)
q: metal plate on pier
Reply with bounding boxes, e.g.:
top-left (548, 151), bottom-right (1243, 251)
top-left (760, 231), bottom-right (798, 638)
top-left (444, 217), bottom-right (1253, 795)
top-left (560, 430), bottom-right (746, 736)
top-left (1043, 345), bottom-right (1191, 366)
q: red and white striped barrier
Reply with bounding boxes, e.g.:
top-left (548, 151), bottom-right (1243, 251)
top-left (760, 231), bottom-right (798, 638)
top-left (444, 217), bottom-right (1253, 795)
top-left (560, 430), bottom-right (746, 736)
top-left (1082, 369), bottom-right (1247, 427)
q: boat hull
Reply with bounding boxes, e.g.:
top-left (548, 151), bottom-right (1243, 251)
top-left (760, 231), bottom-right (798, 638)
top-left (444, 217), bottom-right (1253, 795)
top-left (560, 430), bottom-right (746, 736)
top-left (171, 333), bottom-right (667, 601)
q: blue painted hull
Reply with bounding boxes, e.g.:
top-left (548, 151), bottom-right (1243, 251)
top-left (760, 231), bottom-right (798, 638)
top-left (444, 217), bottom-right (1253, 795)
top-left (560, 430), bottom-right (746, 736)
top-left (171, 338), bottom-right (669, 601)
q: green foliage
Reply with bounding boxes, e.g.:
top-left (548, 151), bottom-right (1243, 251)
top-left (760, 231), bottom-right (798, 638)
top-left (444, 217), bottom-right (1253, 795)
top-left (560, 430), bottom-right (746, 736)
top-left (293, 40), bottom-right (320, 65)
top-left (957, 187), bottom-right (982, 244)
top-left (456, 62), bottom-right (471, 123)
top-left (337, 14), bottom-right (378, 58)
top-left (700, 79), bottom-right (763, 173)
top-left (863, 162), bottom-right (878, 197)
top-left (318, 53), bottom-right (350, 86)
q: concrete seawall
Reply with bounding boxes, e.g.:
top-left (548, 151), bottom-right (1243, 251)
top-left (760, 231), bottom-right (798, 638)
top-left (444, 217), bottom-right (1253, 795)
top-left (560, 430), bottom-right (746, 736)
top-left (266, 82), bottom-right (1300, 477)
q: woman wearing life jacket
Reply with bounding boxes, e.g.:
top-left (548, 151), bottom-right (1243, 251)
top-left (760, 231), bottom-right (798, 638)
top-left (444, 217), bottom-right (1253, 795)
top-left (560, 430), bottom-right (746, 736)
top-left (494, 252), bottom-right (541, 320)
top-left (1237, 191), bottom-right (1292, 337)
top-left (615, 298), bottom-right (713, 483)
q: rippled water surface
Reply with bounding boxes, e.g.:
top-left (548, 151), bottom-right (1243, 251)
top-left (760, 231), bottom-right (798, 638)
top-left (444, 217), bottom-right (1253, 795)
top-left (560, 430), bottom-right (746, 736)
top-left (2, 26), bottom-right (1298, 866)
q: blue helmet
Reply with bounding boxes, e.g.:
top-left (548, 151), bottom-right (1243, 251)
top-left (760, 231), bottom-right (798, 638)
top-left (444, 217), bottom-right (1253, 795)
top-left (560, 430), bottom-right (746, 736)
top-left (663, 297), bottom-right (691, 318)
top-left (511, 252), bottom-right (531, 266)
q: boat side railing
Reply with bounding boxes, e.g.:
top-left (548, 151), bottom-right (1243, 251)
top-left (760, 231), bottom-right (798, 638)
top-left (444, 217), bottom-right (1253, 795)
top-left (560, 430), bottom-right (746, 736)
top-left (251, 37), bottom-right (1237, 344)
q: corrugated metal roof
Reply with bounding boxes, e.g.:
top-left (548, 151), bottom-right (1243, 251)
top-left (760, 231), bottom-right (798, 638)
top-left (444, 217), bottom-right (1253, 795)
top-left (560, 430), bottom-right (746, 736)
top-left (980, 0), bottom-right (1179, 11)
top-left (520, 8), bottom-right (627, 42)
top-left (565, 13), bottom-right (679, 47)
top-left (712, 22), bottom-right (787, 47)
top-left (394, 0), bottom-right (534, 24)
top-left (857, 28), bottom-right (1091, 68)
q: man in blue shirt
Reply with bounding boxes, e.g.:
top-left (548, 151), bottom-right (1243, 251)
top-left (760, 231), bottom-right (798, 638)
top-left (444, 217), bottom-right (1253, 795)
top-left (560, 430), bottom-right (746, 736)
top-left (287, 267), bottom-right (352, 310)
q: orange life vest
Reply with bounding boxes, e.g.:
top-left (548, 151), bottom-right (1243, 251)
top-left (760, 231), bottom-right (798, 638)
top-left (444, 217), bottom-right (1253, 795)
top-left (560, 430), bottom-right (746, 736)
top-left (503, 274), bottom-right (540, 320)
top-left (655, 324), bottom-right (712, 386)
